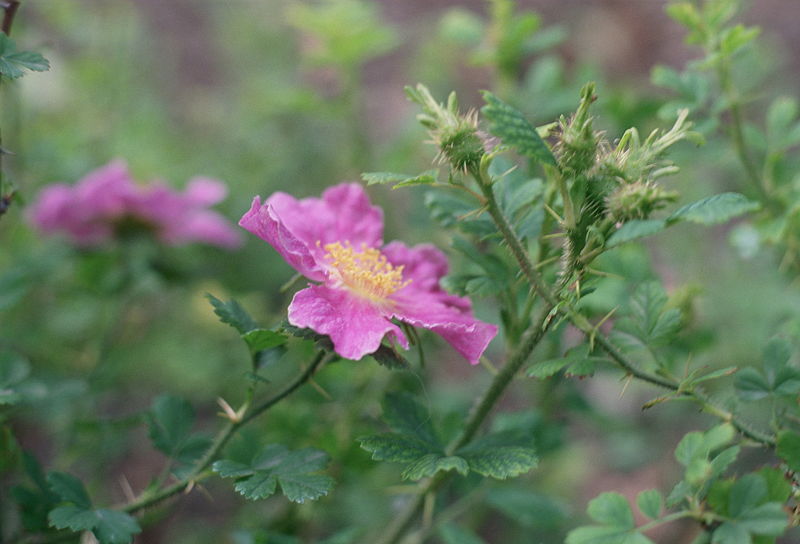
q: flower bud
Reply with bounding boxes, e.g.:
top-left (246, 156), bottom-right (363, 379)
top-left (606, 181), bottom-right (678, 222)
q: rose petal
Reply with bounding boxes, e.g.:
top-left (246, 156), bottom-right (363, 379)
top-left (184, 177), bottom-right (228, 206)
top-left (383, 241), bottom-right (471, 312)
top-left (392, 293), bottom-right (498, 365)
top-left (239, 196), bottom-right (326, 280)
top-left (288, 284), bottom-right (408, 360)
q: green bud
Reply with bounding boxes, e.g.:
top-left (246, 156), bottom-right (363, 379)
top-left (438, 122), bottom-right (485, 173)
top-left (606, 181), bottom-right (678, 222)
top-left (557, 83), bottom-right (599, 176)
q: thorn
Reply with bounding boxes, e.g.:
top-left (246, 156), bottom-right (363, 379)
top-left (308, 377), bottom-right (333, 400)
top-left (118, 474), bottom-right (135, 502)
top-left (217, 397), bottom-right (242, 423)
top-left (619, 374), bottom-right (633, 399)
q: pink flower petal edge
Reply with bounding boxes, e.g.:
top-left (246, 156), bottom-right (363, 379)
top-left (240, 182), bottom-right (498, 364)
top-left (27, 160), bottom-right (241, 249)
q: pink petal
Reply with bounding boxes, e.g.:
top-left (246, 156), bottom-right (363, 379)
top-left (239, 196), bottom-right (326, 281)
top-left (288, 284), bottom-right (408, 360)
top-left (161, 210), bottom-right (242, 248)
top-left (392, 293), bottom-right (498, 365)
top-left (184, 177), bottom-right (228, 206)
top-left (382, 241), bottom-right (471, 312)
top-left (74, 159), bottom-right (136, 217)
top-left (239, 183), bottom-right (383, 280)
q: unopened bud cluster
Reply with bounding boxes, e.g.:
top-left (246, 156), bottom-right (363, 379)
top-left (606, 181), bottom-right (678, 222)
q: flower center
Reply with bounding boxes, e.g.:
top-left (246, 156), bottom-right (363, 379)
top-left (323, 241), bottom-right (410, 302)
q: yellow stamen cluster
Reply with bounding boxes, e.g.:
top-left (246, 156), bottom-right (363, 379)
top-left (323, 241), bottom-right (410, 302)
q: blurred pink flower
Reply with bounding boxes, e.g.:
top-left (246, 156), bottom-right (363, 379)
top-left (28, 160), bottom-right (241, 249)
top-left (239, 182), bottom-right (497, 364)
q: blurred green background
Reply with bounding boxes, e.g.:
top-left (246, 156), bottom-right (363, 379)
top-left (2, 1), bottom-right (800, 542)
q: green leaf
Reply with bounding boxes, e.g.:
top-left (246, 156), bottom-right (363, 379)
top-left (636, 489), bottom-right (662, 520)
top-left (737, 503), bottom-right (787, 536)
top-left (206, 294), bottom-right (258, 334)
top-left (776, 430), bottom-right (800, 472)
top-left (729, 474), bottom-right (766, 517)
top-left (0, 34), bottom-right (50, 79)
top-left (616, 282), bottom-right (682, 346)
top-left (212, 444), bottom-right (333, 503)
top-left (720, 24), bottom-right (760, 56)
top-left (438, 523), bottom-right (487, 544)
top-left (381, 392), bottom-right (440, 447)
top-left (47, 472), bottom-right (91, 510)
top-left (734, 368), bottom-right (772, 401)
top-left (91, 510), bottom-right (141, 544)
top-left (369, 344), bottom-right (410, 370)
top-left (527, 358), bottom-right (570, 379)
top-left (667, 193), bottom-right (759, 225)
top-left (566, 526), bottom-right (654, 544)
top-left (48, 506), bottom-right (140, 544)
top-left (400, 453), bottom-right (469, 480)
top-left (147, 395), bottom-right (196, 458)
top-left (481, 91), bottom-right (556, 165)
top-left (457, 443), bottom-right (538, 479)
top-left (587, 492), bottom-right (634, 529)
top-left (357, 433), bottom-right (435, 463)
top-left (712, 523), bottom-right (751, 544)
top-left (361, 170), bottom-right (437, 188)
top-left (241, 329), bottom-right (288, 355)
top-left (607, 219), bottom-right (668, 247)
top-left (759, 467), bottom-right (792, 503)
top-left (48, 505), bottom-right (97, 532)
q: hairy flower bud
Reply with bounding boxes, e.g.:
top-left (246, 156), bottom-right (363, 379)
top-left (556, 83), bottom-right (599, 176)
top-left (606, 181), bottom-right (678, 222)
top-left (437, 122), bottom-right (485, 173)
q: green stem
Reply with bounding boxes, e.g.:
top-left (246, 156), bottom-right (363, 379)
top-left (374, 302), bottom-right (554, 544)
top-left (716, 58), bottom-right (772, 205)
top-left (475, 167), bottom-right (776, 448)
top-left (120, 350), bottom-right (329, 514)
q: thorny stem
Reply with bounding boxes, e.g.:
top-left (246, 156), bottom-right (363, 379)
top-left (119, 350), bottom-right (330, 514)
top-left (474, 167), bottom-right (776, 448)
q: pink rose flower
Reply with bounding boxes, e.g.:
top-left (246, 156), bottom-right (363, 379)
top-left (239, 182), bottom-right (498, 364)
top-left (28, 160), bottom-right (241, 249)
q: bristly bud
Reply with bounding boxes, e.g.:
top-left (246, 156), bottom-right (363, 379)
top-left (556, 83), bottom-right (599, 177)
top-left (606, 180), bottom-right (679, 222)
top-left (406, 84), bottom-right (485, 174)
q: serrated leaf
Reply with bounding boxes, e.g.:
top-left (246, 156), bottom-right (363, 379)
top-left (0, 34), bottom-right (50, 80)
top-left (92, 509), bottom-right (141, 544)
top-left (481, 91), bottom-right (556, 165)
top-left (47, 472), bottom-right (91, 510)
top-left (206, 294), bottom-right (258, 334)
top-left (241, 329), bottom-right (288, 355)
top-left (369, 344), bottom-right (410, 370)
top-left (720, 24), bottom-right (760, 56)
top-left (147, 395), bottom-right (195, 458)
top-left (607, 219), bottom-right (668, 247)
top-left (587, 492), bottom-right (634, 529)
top-left (527, 358), bottom-right (570, 379)
top-left (278, 473), bottom-right (334, 503)
top-left (636, 489), bottom-right (662, 520)
top-left (357, 433), bottom-right (435, 463)
top-left (776, 430), bottom-right (800, 472)
top-left (48, 505), bottom-right (97, 531)
top-left (381, 392), bottom-right (440, 447)
top-left (361, 170), bottom-right (437, 188)
top-left (667, 193), bottom-right (759, 225)
top-left (400, 453), bottom-right (469, 480)
top-left (459, 446), bottom-right (538, 479)
top-left (234, 472), bottom-right (278, 499)
top-left (213, 444), bottom-right (333, 503)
